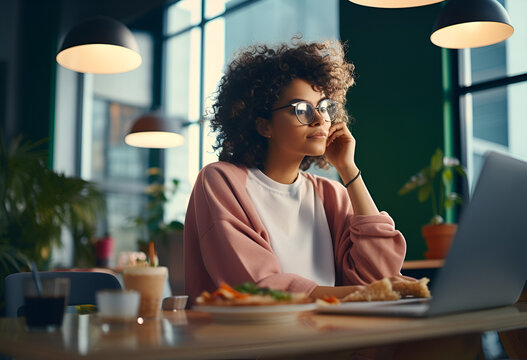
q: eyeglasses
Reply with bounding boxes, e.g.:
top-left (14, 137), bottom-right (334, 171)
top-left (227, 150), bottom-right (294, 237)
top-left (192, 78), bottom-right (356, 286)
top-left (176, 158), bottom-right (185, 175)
top-left (270, 99), bottom-right (339, 125)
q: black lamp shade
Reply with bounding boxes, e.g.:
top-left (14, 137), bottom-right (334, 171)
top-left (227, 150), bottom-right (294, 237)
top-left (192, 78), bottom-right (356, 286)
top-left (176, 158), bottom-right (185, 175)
top-left (56, 16), bottom-right (142, 74)
top-left (349, 0), bottom-right (443, 8)
top-left (431, 0), bottom-right (514, 49)
top-left (125, 114), bottom-right (185, 149)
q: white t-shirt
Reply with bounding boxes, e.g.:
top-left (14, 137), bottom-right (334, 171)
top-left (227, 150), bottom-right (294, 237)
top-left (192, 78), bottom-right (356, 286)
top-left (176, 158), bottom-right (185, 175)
top-left (246, 168), bottom-right (335, 286)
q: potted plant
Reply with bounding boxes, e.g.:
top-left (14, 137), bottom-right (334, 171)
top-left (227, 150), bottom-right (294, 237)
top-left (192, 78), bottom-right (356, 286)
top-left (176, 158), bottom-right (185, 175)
top-left (398, 148), bottom-right (466, 259)
top-left (0, 135), bottom-right (105, 269)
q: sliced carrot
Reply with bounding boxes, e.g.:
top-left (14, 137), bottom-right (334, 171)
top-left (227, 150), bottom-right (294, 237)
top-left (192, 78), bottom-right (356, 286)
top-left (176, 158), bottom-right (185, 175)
top-left (321, 295), bottom-right (340, 304)
top-left (216, 283), bottom-right (250, 299)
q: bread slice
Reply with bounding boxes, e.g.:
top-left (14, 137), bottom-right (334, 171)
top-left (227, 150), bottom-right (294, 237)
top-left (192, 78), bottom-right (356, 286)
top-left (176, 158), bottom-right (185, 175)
top-left (341, 278), bottom-right (400, 302)
top-left (390, 277), bottom-right (431, 298)
top-left (341, 277), bottom-right (431, 302)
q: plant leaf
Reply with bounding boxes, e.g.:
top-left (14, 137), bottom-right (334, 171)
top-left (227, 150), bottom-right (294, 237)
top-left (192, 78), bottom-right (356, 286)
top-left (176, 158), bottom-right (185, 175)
top-left (418, 183), bottom-right (432, 202)
top-left (430, 148), bottom-right (443, 173)
top-left (398, 181), bottom-right (417, 195)
top-left (442, 168), bottom-right (453, 188)
top-left (454, 165), bottom-right (467, 178)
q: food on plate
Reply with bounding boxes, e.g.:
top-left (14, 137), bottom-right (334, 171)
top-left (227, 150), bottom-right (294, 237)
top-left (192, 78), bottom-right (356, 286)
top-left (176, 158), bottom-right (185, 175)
top-left (341, 277), bottom-right (431, 302)
top-left (316, 295), bottom-right (341, 306)
top-left (390, 276), bottom-right (431, 298)
top-left (341, 278), bottom-right (400, 302)
top-left (195, 282), bottom-right (312, 306)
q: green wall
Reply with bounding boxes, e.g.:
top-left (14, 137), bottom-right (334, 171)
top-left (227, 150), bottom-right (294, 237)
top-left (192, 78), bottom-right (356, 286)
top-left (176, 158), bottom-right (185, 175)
top-left (12, 0), bottom-right (60, 164)
top-left (339, 1), bottom-right (445, 260)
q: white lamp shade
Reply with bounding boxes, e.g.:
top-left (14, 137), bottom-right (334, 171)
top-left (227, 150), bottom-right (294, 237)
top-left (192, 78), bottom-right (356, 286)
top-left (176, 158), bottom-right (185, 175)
top-left (431, 0), bottom-right (514, 49)
top-left (57, 16), bottom-right (142, 74)
top-left (125, 113), bottom-right (185, 149)
top-left (349, 0), bottom-right (444, 8)
top-left (125, 131), bottom-right (185, 148)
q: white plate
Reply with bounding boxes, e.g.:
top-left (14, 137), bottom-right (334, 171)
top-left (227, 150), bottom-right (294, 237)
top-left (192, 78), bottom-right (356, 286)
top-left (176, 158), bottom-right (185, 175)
top-left (193, 303), bottom-right (318, 324)
top-left (317, 297), bottom-right (430, 314)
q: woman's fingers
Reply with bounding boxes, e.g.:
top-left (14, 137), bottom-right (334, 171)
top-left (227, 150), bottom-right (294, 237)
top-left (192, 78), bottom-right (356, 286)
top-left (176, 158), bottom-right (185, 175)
top-left (327, 125), bottom-right (351, 145)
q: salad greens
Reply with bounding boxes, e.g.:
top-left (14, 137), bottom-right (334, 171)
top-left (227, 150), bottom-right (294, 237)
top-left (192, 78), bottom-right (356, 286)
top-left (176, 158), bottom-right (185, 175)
top-left (234, 282), bottom-right (291, 301)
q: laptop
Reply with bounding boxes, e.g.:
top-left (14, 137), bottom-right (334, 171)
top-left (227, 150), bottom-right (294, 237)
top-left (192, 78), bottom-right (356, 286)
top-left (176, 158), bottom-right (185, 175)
top-left (319, 151), bottom-right (527, 317)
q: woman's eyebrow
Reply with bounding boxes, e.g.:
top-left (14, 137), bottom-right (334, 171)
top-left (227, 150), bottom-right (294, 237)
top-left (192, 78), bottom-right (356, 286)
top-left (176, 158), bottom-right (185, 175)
top-left (285, 98), bottom-right (307, 105)
top-left (285, 97), bottom-right (328, 105)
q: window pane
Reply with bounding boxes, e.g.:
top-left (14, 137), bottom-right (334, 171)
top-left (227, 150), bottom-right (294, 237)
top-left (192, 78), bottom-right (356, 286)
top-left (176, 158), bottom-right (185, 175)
top-left (164, 123), bottom-right (200, 224)
top-left (203, 17), bottom-right (225, 117)
top-left (223, 0), bottom-right (338, 59)
top-left (93, 32), bottom-right (153, 107)
top-left (205, 0), bottom-right (246, 19)
top-left (461, 0), bottom-right (527, 85)
top-left (165, 28), bottom-right (201, 122)
top-left (166, 0), bottom-right (202, 35)
top-left (464, 82), bottom-right (527, 186)
top-left (106, 192), bottom-right (147, 264)
top-left (164, 28), bottom-right (202, 221)
top-left (90, 100), bottom-right (149, 183)
top-left (472, 87), bottom-right (508, 146)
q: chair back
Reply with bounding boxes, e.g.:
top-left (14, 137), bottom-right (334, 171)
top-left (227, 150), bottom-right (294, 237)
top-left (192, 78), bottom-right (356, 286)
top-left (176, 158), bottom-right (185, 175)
top-left (4, 271), bottom-right (122, 317)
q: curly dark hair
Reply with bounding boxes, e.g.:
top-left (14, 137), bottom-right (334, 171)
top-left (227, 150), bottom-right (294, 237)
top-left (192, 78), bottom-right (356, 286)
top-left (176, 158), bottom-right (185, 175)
top-left (210, 39), bottom-right (355, 171)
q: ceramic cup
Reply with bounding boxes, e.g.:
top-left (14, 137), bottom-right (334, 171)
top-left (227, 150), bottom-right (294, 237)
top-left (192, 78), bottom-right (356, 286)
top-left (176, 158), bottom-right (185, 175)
top-left (162, 295), bottom-right (188, 311)
top-left (96, 290), bottom-right (140, 322)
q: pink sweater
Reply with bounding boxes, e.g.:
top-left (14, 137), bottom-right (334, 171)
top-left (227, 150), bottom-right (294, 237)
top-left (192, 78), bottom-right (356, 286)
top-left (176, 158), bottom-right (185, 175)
top-left (184, 162), bottom-right (406, 302)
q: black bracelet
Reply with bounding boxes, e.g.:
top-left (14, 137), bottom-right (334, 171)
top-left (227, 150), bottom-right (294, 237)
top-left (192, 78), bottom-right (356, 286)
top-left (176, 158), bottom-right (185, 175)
top-left (344, 170), bottom-right (361, 188)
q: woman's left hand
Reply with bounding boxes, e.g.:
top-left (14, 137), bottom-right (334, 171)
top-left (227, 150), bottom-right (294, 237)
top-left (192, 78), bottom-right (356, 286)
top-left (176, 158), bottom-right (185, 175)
top-left (324, 122), bottom-right (357, 171)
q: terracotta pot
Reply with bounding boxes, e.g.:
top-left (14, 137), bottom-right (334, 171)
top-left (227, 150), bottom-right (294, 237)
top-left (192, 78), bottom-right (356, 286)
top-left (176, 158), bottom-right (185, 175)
top-left (422, 223), bottom-right (458, 259)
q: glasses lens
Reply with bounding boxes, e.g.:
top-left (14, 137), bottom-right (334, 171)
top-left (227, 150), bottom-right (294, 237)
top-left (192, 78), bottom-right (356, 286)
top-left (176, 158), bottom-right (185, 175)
top-left (295, 102), bottom-right (314, 124)
top-left (319, 99), bottom-right (338, 122)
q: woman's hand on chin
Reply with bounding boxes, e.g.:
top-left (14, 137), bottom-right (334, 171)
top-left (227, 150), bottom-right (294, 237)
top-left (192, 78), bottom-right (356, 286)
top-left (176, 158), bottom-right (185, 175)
top-left (324, 122), bottom-right (357, 172)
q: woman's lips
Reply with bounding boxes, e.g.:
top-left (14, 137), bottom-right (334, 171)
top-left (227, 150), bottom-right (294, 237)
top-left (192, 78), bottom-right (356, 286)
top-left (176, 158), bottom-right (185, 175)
top-left (307, 132), bottom-right (328, 139)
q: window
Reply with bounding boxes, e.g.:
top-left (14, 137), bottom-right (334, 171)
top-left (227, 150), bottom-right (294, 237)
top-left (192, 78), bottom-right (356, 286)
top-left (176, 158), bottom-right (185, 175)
top-left (82, 32), bottom-right (154, 260)
top-left (459, 0), bottom-right (527, 189)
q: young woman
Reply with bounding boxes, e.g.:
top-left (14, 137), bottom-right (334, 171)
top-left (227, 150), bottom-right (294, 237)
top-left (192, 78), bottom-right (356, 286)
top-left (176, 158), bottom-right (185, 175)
top-left (184, 40), bottom-right (406, 303)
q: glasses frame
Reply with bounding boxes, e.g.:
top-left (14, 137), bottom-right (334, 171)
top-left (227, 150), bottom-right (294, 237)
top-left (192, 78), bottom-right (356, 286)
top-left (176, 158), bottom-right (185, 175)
top-left (270, 99), bottom-right (339, 125)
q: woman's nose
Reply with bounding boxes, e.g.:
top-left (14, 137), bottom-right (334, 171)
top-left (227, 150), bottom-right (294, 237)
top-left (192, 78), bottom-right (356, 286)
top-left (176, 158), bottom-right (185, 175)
top-left (310, 108), bottom-right (326, 127)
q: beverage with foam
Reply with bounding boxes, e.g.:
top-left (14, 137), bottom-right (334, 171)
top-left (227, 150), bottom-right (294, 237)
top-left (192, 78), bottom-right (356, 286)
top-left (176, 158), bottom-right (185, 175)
top-left (123, 266), bottom-right (167, 318)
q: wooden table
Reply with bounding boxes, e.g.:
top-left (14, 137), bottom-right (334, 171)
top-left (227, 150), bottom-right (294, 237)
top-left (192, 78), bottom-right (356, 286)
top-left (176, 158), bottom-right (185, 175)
top-left (1, 303), bottom-right (527, 359)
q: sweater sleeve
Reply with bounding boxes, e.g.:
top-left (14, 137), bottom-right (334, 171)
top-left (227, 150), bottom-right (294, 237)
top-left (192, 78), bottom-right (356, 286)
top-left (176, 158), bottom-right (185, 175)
top-left (336, 212), bottom-right (407, 285)
top-left (311, 175), bottom-right (406, 286)
top-left (184, 163), bottom-right (318, 301)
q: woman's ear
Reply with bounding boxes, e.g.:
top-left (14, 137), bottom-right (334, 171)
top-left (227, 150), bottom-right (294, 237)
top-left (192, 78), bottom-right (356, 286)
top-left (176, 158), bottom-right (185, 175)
top-left (256, 117), bottom-right (272, 138)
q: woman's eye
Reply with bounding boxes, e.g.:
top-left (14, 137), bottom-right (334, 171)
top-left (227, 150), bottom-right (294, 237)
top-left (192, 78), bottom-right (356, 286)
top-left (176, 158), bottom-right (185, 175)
top-left (295, 103), bottom-right (309, 115)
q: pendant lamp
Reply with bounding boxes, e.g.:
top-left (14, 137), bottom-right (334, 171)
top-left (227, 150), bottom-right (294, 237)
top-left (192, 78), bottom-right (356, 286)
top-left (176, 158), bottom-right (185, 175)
top-left (348, 0), bottom-right (443, 8)
top-left (57, 16), bottom-right (142, 74)
top-left (431, 0), bottom-right (514, 49)
top-left (125, 113), bottom-right (185, 149)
